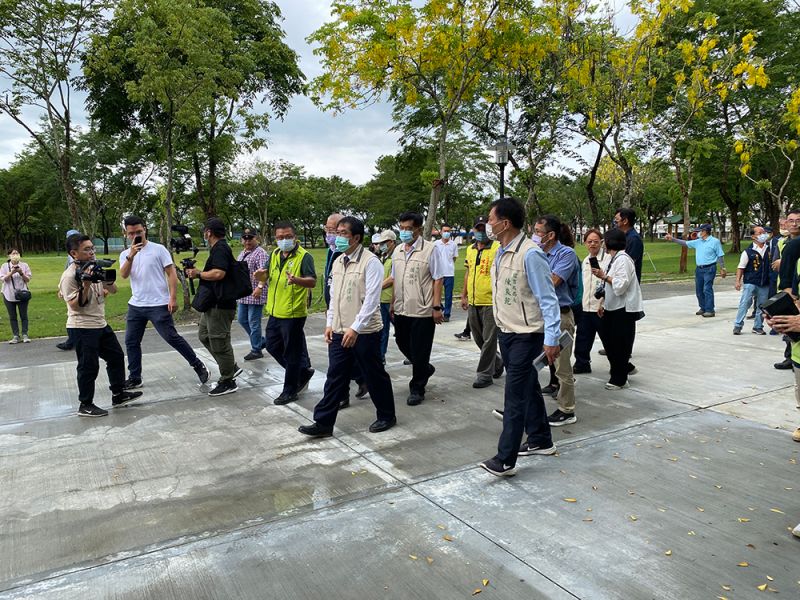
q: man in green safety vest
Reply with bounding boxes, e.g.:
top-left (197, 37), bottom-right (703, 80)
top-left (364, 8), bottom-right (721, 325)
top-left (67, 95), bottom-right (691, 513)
top-left (256, 220), bottom-right (317, 405)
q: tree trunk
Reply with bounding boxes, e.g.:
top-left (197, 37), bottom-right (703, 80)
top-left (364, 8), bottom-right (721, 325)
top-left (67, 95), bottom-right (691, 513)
top-left (165, 120), bottom-right (191, 311)
top-left (423, 123), bottom-right (448, 240)
top-left (192, 151), bottom-right (208, 217)
top-left (59, 155), bottom-right (81, 229)
top-left (586, 141), bottom-right (604, 228)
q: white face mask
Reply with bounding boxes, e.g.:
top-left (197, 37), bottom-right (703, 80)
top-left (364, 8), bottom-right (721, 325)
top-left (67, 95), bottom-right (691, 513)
top-left (486, 221), bottom-right (506, 241)
top-left (9, 254), bottom-right (20, 264)
top-left (756, 233), bottom-right (769, 244)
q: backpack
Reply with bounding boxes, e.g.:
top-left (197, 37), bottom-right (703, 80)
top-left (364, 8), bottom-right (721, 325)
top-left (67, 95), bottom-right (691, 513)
top-left (218, 260), bottom-right (253, 301)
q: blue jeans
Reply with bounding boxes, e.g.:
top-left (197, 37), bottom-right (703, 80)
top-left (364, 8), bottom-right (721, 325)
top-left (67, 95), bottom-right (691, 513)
top-left (237, 303), bottom-right (264, 352)
top-left (495, 331), bottom-right (552, 467)
top-left (442, 276), bottom-right (455, 317)
top-left (379, 302), bottom-right (391, 360)
top-left (695, 264), bottom-right (717, 313)
top-left (125, 304), bottom-right (200, 381)
top-left (734, 284), bottom-right (769, 329)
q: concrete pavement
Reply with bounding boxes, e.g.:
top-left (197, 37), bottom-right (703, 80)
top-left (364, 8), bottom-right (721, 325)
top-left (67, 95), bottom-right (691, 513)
top-left (0, 285), bottom-right (798, 599)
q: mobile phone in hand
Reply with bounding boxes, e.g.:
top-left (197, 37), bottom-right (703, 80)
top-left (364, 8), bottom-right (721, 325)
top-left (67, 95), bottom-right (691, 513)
top-left (134, 235), bottom-right (143, 245)
top-left (589, 256), bottom-right (600, 270)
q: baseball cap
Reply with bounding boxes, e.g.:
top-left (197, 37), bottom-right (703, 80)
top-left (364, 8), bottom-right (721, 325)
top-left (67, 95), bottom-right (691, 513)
top-left (66, 229), bottom-right (80, 238)
top-left (204, 217), bottom-right (226, 237)
top-left (693, 223), bottom-right (712, 233)
top-left (763, 226), bottom-right (773, 233)
top-left (241, 227), bottom-right (257, 240)
top-left (373, 230), bottom-right (397, 243)
top-left (474, 216), bottom-right (488, 227)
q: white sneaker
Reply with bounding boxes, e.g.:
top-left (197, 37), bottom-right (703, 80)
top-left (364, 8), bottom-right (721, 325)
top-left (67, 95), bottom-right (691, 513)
top-left (605, 381), bottom-right (630, 390)
top-left (22, 335), bottom-right (30, 343)
top-left (8, 336), bottom-right (19, 345)
top-left (792, 523), bottom-right (800, 539)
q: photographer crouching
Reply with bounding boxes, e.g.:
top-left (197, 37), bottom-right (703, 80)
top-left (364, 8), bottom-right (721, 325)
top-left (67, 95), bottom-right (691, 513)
top-left (59, 234), bottom-right (142, 417)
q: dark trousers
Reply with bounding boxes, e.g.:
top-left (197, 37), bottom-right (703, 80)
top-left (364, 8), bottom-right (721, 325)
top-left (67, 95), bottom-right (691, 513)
top-left (600, 308), bottom-right (636, 386)
top-left (393, 314), bottom-right (435, 395)
top-left (574, 310), bottom-right (604, 369)
top-left (695, 264), bottom-right (717, 312)
top-left (442, 276), bottom-right (455, 317)
top-left (264, 316), bottom-right (312, 395)
top-left (3, 298), bottom-right (29, 336)
top-left (70, 326), bottom-right (125, 405)
top-left (313, 332), bottom-right (396, 428)
top-left (125, 304), bottom-right (199, 380)
top-left (379, 303), bottom-right (391, 360)
top-left (496, 331), bottom-right (552, 467)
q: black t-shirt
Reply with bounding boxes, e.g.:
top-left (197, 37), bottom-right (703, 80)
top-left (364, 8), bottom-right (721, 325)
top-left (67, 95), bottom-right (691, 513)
top-left (201, 239), bottom-right (236, 309)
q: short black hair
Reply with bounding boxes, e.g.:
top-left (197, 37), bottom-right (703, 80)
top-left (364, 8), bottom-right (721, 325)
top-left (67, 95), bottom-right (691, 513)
top-left (788, 207), bottom-right (800, 217)
top-left (604, 228), bottom-right (627, 251)
top-left (537, 214), bottom-right (575, 247)
top-left (489, 197), bottom-right (525, 229)
top-left (123, 215), bottom-right (145, 229)
top-left (204, 217), bottom-right (226, 237)
top-left (615, 207), bottom-right (636, 226)
top-left (67, 234), bottom-right (90, 254)
top-left (273, 220), bottom-right (296, 234)
top-left (398, 212), bottom-right (423, 227)
top-left (337, 216), bottom-right (365, 244)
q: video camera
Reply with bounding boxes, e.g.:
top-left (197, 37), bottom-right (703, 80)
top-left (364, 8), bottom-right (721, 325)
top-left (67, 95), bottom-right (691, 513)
top-left (170, 224), bottom-right (200, 295)
top-left (76, 259), bottom-right (116, 284)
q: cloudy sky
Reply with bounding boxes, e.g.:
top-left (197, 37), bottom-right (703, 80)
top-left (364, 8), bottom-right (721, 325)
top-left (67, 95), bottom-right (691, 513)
top-left (0, 0), bottom-right (401, 185)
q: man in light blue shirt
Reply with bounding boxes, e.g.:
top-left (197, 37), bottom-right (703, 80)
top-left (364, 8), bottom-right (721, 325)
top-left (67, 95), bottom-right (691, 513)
top-left (666, 223), bottom-right (727, 317)
top-left (480, 197), bottom-right (561, 477)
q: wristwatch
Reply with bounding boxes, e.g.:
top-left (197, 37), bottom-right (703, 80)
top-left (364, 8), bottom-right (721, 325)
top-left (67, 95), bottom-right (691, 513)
top-left (257, 283), bottom-right (264, 289)
top-left (433, 305), bottom-right (443, 311)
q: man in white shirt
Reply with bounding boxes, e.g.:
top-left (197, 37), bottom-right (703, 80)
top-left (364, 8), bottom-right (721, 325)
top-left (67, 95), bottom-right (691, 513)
top-left (434, 224), bottom-right (460, 322)
top-left (299, 217), bottom-right (396, 437)
top-left (120, 215), bottom-right (209, 389)
top-left (733, 226), bottom-right (771, 335)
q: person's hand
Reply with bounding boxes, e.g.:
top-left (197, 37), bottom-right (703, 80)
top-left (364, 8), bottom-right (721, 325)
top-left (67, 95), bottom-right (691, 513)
top-left (735, 281), bottom-right (742, 291)
top-left (129, 241), bottom-right (144, 258)
top-left (185, 268), bottom-right (199, 279)
top-left (591, 268), bottom-right (605, 279)
top-left (543, 344), bottom-right (560, 365)
top-left (342, 328), bottom-right (358, 348)
top-left (254, 268), bottom-right (267, 282)
top-left (168, 297), bottom-right (178, 313)
top-left (460, 296), bottom-right (468, 311)
top-left (772, 259), bottom-right (781, 271)
top-left (597, 306), bottom-right (604, 318)
top-left (324, 326), bottom-right (333, 344)
top-left (286, 272), bottom-right (297, 285)
top-left (664, 233), bottom-right (673, 241)
top-left (720, 268), bottom-right (727, 279)
top-left (433, 308), bottom-right (444, 324)
top-left (389, 307), bottom-right (394, 323)
top-left (252, 286), bottom-right (262, 299)
top-left (766, 314), bottom-right (800, 334)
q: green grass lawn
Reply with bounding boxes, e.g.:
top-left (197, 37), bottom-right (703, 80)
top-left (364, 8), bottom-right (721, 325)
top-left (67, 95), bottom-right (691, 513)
top-left (1, 239), bottom-right (732, 340)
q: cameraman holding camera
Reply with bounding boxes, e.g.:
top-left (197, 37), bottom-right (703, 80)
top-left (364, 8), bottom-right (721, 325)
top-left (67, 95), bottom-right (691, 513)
top-left (59, 234), bottom-right (142, 417)
top-left (119, 215), bottom-right (209, 389)
top-left (185, 218), bottom-right (240, 397)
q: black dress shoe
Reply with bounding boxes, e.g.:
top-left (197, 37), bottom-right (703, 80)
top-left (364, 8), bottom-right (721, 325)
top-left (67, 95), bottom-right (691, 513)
top-left (355, 383), bottom-right (369, 398)
top-left (774, 358), bottom-right (793, 370)
top-left (541, 383), bottom-right (560, 396)
top-left (368, 417), bottom-right (397, 433)
top-left (573, 364), bottom-right (591, 374)
top-left (407, 393), bottom-right (423, 406)
top-left (338, 397), bottom-right (350, 410)
top-left (472, 378), bottom-right (493, 389)
top-left (403, 359), bottom-right (412, 365)
top-left (274, 392), bottom-right (298, 405)
top-left (298, 423), bottom-right (333, 437)
top-left (56, 342), bottom-right (73, 351)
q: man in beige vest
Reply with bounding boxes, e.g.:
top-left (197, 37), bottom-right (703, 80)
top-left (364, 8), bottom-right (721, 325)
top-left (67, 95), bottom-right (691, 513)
top-left (299, 217), bottom-right (397, 437)
top-left (391, 211), bottom-right (446, 405)
top-left (479, 198), bottom-right (561, 477)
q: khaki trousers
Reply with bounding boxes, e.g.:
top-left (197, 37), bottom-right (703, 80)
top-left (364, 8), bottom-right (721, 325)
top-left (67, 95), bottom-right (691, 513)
top-left (555, 307), bottom-right (576, 413)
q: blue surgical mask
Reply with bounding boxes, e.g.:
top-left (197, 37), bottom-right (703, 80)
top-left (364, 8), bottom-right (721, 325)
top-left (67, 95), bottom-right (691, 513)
top-left (379, 243), bottom-right (388, 254)
top-left (531, 234), bottom-right (543, 247)
top-left (277, 239), bottom-right (295, 253)
top-left (442, 231), bottom-right (451, 240)
top-left (399, 230), bottom-right (414, 243)
top-left (756, 233), bottom-right (769, 243)
top-left (473, 231), bottom-right (487, 242)
top-left (335, 235), bottom-right (351, 253)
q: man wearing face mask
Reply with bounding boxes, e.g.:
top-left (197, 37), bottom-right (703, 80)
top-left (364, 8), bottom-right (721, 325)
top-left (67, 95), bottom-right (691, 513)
top-left (434, 224), bottom-right (459, 322)
top-left (299, 217), bottom-right (396, 437)
top-left (373, 229), bottom-right (397, 364)
top-left (185, 218), bottom-right (239, 396)
top-left (665, 224), bottom-right (726, 317)
top-left (732, 226), bottom-right (771, 335)
top-left (391, 211), bottom-right (446, 405)
top-left (323, 212), bottom-right (345, 308)
top-left (256, 221), bottom-right (317, 405)
top-left (461, 216), bottom-right (503, 387)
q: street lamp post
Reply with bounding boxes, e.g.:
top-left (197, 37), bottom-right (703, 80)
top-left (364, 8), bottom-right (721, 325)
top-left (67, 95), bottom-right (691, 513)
top-left (493, 138), bottom-right (510, 199)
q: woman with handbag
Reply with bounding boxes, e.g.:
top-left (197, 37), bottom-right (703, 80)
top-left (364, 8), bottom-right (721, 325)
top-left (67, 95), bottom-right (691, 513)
top-left (590, 229), bottom-right (643, 390)
top-left (1, 249), bottom-right (32, 343)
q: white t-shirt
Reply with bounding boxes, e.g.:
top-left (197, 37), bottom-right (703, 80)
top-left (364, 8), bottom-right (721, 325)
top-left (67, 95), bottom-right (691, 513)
top-left (434, 239), bottom-right (459, 277)
top-left (737, 243), bottom-right (766, 269)
top-left (120, 241), bottom-right (174, 307)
